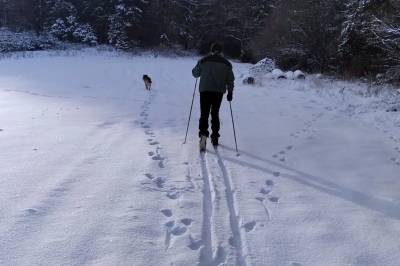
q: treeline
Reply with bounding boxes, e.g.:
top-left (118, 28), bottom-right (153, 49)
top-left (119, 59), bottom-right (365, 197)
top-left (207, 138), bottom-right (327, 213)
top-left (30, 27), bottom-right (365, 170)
top-left (0, 0), bottom-right (399, 81)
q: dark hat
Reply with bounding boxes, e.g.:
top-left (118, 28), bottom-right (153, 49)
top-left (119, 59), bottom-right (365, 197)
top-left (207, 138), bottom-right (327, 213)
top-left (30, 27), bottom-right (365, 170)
top-left (211, 43), bottom-right (223, 54)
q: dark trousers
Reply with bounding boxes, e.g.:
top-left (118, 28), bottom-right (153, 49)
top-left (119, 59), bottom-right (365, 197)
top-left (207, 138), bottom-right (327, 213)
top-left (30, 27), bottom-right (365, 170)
top-left (199, 91), bottom-right (224, 139)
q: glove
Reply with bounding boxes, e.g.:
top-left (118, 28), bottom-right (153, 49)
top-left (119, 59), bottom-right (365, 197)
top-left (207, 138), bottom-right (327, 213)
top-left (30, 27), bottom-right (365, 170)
top-left (227, 92), bottom-right (233, 102)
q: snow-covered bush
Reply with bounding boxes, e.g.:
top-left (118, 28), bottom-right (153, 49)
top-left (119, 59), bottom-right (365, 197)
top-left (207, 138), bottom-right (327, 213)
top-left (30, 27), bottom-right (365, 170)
top-left (49, 16), bottom-right (97, 45)
top-left (108, 12), bottom-right (130, 50)
top-left (294, 70), bottom-right (306, 79)
top-left (285, 71), bottom-right (294, 80)
top-left (0, 28), bottom-right (58, 53)
top-left (73, 24), bottom-right (98, 46)
top-left (249, 57), bottom-right (276, 76)
top-left (272, 69), bottom-right (286, 79)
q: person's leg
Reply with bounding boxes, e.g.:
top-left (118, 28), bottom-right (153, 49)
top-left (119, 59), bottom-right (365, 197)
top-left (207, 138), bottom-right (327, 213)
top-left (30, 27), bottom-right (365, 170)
top-left (199, 92), bottom-right (212, 137)
top-left (210, 92), bottom-right (224, 141)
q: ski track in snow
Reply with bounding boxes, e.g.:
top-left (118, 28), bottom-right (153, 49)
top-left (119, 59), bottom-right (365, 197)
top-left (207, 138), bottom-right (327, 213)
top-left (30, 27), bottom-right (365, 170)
top-left (213, 147), bottom-right (248, 266)
top-left (197, 147), bottom-right (250, 266)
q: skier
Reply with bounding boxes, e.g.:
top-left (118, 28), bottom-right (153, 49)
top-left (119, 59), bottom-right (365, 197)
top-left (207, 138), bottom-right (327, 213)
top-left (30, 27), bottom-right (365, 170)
top-left (192, 43), bottom-right (235, 151)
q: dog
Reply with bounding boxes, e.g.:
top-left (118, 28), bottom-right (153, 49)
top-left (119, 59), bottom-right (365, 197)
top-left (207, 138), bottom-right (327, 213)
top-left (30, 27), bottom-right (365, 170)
top-left (143, 75), bottom-right (152, 90)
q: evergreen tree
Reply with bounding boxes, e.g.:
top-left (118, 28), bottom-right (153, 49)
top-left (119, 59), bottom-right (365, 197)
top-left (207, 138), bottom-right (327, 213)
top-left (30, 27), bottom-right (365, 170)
top-left (108, 0), bottom-right (148, 50)
top-left (339, 0), bottom-right (400, 78)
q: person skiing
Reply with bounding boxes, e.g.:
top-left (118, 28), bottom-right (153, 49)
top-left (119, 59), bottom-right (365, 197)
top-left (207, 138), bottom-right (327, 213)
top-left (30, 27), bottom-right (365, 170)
top-left (192, 43), bottom-right (235, 151)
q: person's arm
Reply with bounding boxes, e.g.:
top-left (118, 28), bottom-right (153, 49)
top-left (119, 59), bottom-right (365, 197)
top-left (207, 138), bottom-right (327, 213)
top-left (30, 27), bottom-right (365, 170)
top-left (192, 61), bottom-right (202, 78)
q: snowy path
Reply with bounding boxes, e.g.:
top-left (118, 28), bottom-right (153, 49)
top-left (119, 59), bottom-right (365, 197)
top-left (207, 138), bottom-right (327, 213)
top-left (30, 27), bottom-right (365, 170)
top-left (0, 51), bottom-right (399, 266)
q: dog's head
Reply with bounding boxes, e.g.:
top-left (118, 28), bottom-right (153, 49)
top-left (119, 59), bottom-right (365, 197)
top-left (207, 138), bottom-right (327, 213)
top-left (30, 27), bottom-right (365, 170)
top-left (143, 75), bottom-right (148, 80)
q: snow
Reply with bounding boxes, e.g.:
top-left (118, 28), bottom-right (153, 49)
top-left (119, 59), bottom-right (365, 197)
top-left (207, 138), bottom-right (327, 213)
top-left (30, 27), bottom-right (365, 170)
top-left (284, 71), bottom-right (294, 80)
top-left (294, 70), bottom-right (306, 79)
top-left (0, 50), bottom-right (400, 266)
top-left (272, 68), bottom-right (286, 79)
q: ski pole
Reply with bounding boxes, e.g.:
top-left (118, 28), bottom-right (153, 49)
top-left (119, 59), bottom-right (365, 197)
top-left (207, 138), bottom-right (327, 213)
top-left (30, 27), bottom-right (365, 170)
top-left (183, 78), bottom-right (198, 144)
top-left (229, 102), bottom-right (239, 155)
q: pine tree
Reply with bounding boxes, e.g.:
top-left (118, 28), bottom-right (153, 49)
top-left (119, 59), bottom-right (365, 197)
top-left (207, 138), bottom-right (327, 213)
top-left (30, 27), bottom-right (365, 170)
top-left (339, 0), bottom-right (400, 78)
top-left (107, 0), bottom-right (148, 50)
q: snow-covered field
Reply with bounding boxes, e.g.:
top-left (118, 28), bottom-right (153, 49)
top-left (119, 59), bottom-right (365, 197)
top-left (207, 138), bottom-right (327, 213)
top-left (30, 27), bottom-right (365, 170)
top-left (0, 50), bottom-right (400, 266)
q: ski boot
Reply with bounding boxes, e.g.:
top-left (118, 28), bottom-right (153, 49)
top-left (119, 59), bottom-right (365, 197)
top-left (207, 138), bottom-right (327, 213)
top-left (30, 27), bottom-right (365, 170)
top-left (211, 137), bottom-right (219, 147)
top-left (199, 135), bottom-right (207, 152)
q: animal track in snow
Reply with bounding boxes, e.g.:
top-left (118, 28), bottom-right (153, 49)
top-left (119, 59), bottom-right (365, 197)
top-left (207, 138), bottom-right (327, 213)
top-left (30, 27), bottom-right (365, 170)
top-left (170, 224), bottom-right (187, 236)
top-left (266, 180), bottom-right (275, 186)
top-left (166, 191), bottom-right (181, 200)
top-left (161, 209), bottom-right (173, 217)
top-left (154, 177), bottom-right (166, 188)
top-left (181, 218), bottom-right (193, 226)
top-left (163, 212), bottom-right (192, 249)
top-left (268, 196), bottom-right (280, 203)
top-left (188, 235), bottom-right (202, 250)
top-left (152, 155), bottom-right (164, 161)
top-left (260, 188), bottom-right (271, 195)
top-left (24, 208), bottom-right (41, 216)
top-left (273, 146), bottom-right (293, 162)
top-left (273, 172), bottom-right (281, 177)
top-left (150, 141), bottom-right (159, 146)
top-left (244, 221), bottom-right (257, 233)
top-left (148, 151), bottom-right (155, 156)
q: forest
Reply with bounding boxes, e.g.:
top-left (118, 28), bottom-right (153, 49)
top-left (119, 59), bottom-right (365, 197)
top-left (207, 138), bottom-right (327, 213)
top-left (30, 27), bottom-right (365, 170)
top-left (0, 0), bottom-right (399, 82)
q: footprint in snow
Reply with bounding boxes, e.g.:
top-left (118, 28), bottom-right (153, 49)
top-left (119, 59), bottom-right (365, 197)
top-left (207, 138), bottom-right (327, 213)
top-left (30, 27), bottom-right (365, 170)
top-left (150, 141), bottom-right (159, 146)
top-left (0, 129), bottom-right (3, 132)
top-left (145, 173), bottom-right (154, 180)
top-left (152, 155), bottom-right (164, 161)
top-left (269, 196), bottom-right (280, 203)
top-left (244, 221), bottom-right (257, 233)
top-left (24, 208), bottom-right (40, 216)
top-left (166, 191), bottom-right (181, 200)
top-left (148, 151), bottom-right (155, 156)
top-left (188, 235), bottom-right (202, 250)
top-left (181, 218), bottom-right (193, 226)
top-left (154, 177), bottom-right (166, 188)
top-left (266, 180), bottom-right (274, 186)
top-left (286, 145), bottom-right (294, 150)
top-left (273, 172), bottom-right (281, 177)
top-left (260, 188), bottom-right (271, 195)
top-left (165, 220), bottom-right (175, 228)
top-left (161, 209), bottom-right (173, 217)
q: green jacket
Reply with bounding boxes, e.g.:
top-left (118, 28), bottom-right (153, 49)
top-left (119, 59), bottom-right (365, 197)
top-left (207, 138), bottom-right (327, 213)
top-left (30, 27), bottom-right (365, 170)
top-left (192, 54), bottom-right (235, 94)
